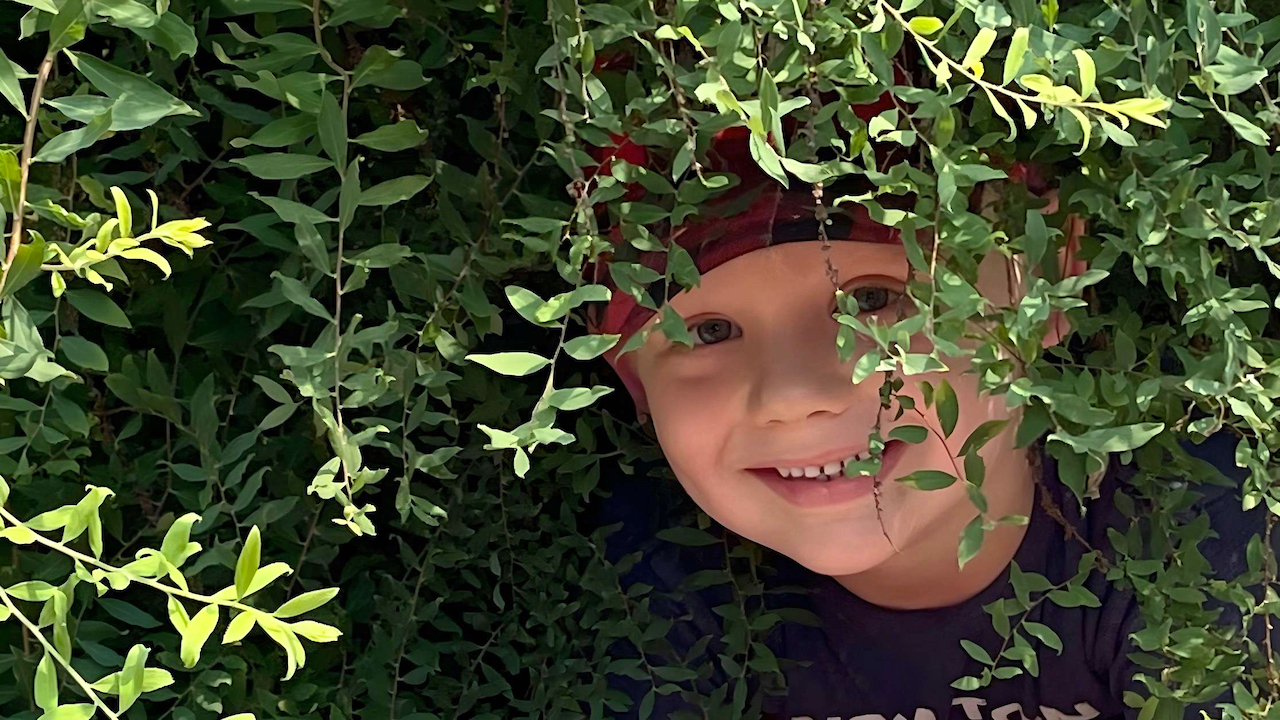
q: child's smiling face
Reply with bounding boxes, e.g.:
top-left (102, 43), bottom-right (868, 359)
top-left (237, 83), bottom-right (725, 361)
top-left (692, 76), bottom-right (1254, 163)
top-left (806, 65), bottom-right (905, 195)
top-left (627, 239), bottom-right (1042, 580)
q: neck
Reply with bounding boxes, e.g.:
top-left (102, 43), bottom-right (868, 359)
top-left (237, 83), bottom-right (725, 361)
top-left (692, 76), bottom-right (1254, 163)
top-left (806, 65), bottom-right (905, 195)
top-left (830, 448), bottom-right (1038, 610)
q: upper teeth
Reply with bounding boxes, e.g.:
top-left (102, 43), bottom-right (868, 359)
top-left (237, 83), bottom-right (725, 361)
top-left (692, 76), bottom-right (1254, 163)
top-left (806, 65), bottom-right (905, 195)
top-left (776, 453), bottom-right (865, 478)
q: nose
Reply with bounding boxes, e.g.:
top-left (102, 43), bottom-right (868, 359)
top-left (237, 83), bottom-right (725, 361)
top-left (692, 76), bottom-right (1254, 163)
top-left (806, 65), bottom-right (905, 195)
top-left (746, 314), bottom-right (876, 427)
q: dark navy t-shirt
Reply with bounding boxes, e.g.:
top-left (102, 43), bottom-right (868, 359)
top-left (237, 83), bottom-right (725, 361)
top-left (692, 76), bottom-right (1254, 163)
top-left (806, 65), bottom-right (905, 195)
top-left (595, 432), bottom-right (1260, 720)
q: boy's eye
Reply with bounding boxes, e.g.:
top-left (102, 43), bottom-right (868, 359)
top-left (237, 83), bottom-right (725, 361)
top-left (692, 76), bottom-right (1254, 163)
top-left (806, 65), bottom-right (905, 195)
top-left (690, 318), bottom-right (739, 346)
top-left (850, 285), bottom-right (899, 314)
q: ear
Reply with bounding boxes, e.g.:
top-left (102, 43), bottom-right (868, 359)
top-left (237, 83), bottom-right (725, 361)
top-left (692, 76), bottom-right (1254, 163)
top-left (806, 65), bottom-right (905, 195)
top-left (1042, 191), bottom-right (1088, 349)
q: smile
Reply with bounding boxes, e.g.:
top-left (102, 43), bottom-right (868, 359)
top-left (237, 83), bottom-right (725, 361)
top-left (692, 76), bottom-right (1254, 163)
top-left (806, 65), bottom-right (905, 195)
top-left (748, 440), bottom-right (907, 509)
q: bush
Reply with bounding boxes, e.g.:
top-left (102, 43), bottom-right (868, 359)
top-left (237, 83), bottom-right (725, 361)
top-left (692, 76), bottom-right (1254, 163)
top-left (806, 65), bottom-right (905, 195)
top-left (0, 0), bottom-right (1278, 718)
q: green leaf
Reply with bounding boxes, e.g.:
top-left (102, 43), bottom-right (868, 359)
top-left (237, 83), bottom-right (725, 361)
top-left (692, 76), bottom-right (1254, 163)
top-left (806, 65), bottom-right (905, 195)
top-left (543, 385), bottom-right (613, 411)
top-left (1023, 621), bottom-right (1063, 653)
top-left (960, 639), bottom-right (995, 665)
top-left (958, 515), bottom-right (985, 569)
top-left (271, 272), bottom-right (333, 321)
top-left (64, 51), bottom-right (196, 131)
top-left (35, 653), bottom-right (58, 711)
top-left (1048, 422), bottom-right (1164, 453)
top-left (230, 114), bottom-right (317, 148)
top-left (249, 192), bottom-right (334, 225)
top-left (59, 336), bottom-right (109, 371)
top-left (49, 0), bottom-right (89, 52)
top-left (466, 352), bottom-right (551, 377)
top-left (234, 526), bottom-right (261, 600)
top-left (128, 12), bottom-right (198, 59)
top-left (951, 675), bottom-right (983, 690)
top-left (887, 425), bottom-right (928, 444)
top-left (535, 285), bottom-right (610, 323)
top-left (0, 46), bottom-right (26, 119)
top-left (358, 175), bottom-right (432, 207)
top-left (957, 419), bottom-right (1010, 456)
top-left (895, 469), bottom-right (958, 490)
top-left (319, 90), bottom-right (347, 170)
top-left (33, 106), bottom-right (114, 163)
top-left (231, 153), bottom-right (333, 180)
top-left (564, 334), bottom-right (619, 360)
top-left (338, 158), bottom-right (360, 232)
top-left (180, 604), bottom-right (220, 668)
top-left (1220, 110), bottom-right (1269, 145)
top-left (935, 380), bottom-right (958, 438)
top-left (274, 587), bottom-right (339, 618)
top-left (351, 121), bottom-right (429, 152)
top-left (657, 305), bottom-right (694, 348)
top-left (95, 0), bottom-right (159, 28)
top-left (98, 598), bottom-right (161, 628)
top-left (2, 235), bottom-right (47, 299)
top-left (65, 289), bottom-right (132, 328)
top-left (505, 285), bottom-right (548, 325)
top-left (1046, 585), bottom-right (1102, 608)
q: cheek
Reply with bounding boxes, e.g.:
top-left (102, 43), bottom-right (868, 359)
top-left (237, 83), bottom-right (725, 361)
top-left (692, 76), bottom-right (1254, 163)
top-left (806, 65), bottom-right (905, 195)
top-left (647, 377), bottom-right (732, 476)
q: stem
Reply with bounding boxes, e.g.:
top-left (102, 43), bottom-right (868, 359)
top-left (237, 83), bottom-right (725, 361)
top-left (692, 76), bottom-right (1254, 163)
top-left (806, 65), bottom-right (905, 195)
top-left (388, 546), bottom-right (432, 719)
top-left (312, 0), bottom-right (356, 499)
top-left (0, 588), bottom-right (121, 720)
top-left (2, 53), bottom-right (56, 297)
top-left (1264, 509), bottom-right (1278, 697)
top-left (0, 506), bottom-right (261, 614)
top-left (283, 504), bottom-right (322, 595)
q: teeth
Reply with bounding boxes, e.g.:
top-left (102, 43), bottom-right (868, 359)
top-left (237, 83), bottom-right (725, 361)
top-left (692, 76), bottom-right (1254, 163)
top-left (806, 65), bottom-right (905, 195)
top-left (775, 453), bottom-right (861, 480)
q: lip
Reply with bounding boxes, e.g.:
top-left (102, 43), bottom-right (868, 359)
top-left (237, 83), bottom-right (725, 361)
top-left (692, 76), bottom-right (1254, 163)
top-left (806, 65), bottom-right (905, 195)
top-left (753, 439), bottom-right (907, 509)
top-left (745, 445), bottom-right (868, 472)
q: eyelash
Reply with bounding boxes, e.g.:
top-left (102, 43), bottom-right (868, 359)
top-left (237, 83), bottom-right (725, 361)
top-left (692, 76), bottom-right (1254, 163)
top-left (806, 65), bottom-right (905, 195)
top-left (686, 284), bottom-right (903, 348)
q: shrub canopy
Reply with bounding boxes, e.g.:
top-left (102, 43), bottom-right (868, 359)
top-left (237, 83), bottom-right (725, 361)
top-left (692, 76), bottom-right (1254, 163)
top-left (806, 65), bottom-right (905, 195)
top-left (0, 0), bottom-right (1279, 718)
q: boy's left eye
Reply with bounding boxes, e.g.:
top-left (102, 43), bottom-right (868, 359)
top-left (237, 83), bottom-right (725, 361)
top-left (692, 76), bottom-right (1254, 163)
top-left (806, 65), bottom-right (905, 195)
top-left (850, 285), bottom-right (897, 314)
top-left (690, 318), bottom-right (740, 346)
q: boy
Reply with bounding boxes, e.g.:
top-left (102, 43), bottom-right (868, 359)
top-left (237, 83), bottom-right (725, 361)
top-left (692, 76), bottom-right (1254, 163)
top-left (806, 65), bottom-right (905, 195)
top-left (584, 109), bottom-right (1258, 719)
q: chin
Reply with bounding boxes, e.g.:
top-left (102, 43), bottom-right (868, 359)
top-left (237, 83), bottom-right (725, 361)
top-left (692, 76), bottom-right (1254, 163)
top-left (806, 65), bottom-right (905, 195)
top-left (772, 539), bottom-right (890, 577)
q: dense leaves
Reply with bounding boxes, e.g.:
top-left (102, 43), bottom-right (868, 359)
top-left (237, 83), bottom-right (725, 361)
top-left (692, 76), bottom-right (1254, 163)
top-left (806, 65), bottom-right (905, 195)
top-left (0, 0), bottom-right (1277, 718)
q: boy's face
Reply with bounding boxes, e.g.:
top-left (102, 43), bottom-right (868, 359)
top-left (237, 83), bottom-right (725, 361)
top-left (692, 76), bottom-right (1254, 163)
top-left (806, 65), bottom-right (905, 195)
top-left (629, 240), bottom-right (1035, 577)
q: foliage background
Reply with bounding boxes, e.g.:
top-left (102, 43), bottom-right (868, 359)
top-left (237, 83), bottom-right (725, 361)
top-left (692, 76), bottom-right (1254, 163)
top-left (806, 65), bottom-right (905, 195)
top-left (1, 0), bottom-right (1279, 718)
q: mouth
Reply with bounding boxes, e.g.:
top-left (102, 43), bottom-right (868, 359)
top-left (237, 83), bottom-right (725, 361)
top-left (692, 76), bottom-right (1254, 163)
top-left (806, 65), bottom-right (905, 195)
top-left (749, 439), bottom-right (908, 509)
top-left (745, 441), bottom-right (899, 482)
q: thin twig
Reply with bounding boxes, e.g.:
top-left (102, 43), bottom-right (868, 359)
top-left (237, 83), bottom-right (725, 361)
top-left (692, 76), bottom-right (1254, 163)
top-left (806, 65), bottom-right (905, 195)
top-left (0, 588), bottom-right (122, 720)
top-left (2, 53), bottom-right (56, 296)
top-left (177, 147), bottom-right (230, 203)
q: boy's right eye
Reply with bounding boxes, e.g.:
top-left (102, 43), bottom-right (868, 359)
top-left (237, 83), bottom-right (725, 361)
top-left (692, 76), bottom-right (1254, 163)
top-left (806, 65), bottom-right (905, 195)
top-left (690, 318), bottom-right (740, 346)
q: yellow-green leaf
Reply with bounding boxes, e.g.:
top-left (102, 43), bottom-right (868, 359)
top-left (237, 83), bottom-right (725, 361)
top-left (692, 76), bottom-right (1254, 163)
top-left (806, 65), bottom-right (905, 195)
top-left (907, 16), bottom-right (944, 35)
top-left (465, 352), bottom-right (551, 377)
top-left (1072, 49), bottom-right (1096, 98)
top-left (35, 653), bottom-right (58, 711)
top-left (222, 610), bottom-right (257, 644)
top-left (1003, 27), bottom-right (1029, 84)
top-left (1066, 107), bottom-right (1092, 155)
top-left (274, 587), bottom-right (339, 618)
top-left (110, 186), bottom-right (132, 237)
top-left (118, 643), bottom-right (148, 713)
top-left (234, 525), bottom-right (261, 600)
top-left (963, 28), bottom-right (997, 72)
top-left (179, 604), bottom-right (219, 668)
